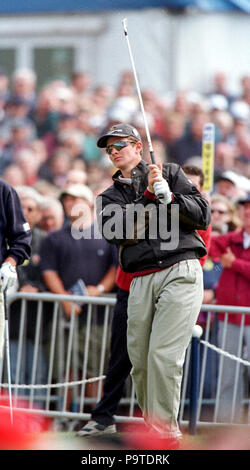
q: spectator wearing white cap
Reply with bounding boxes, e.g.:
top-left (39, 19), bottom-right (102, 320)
top-left (40, 183), bottom-right (117, 395)
top-left (215, 170), bottom-right (249, 203)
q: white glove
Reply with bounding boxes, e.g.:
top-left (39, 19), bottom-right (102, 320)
top-left (154, 179), bottom-right (172, 205)
top-left (0, 262), bottom-right (18, 291)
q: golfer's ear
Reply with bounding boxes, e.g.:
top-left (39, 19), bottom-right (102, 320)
top-left (136, 140), bottom-right (143, 150)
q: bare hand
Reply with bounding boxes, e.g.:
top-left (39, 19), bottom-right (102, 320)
top-left (19, 285), bottom-right (39, 293)
top-left (62, 300), bottom-right (82, 318)
top-left (203, 289), bottom-right (215, 304)
top-left (147, 164), bottom-right (163, 192)
top-left (87, 285), bottom-right (102, 297)
top-left (220, 247), bottom-right (235, 268)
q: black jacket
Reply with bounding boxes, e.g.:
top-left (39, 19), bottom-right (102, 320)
top-left (0, 179), bottom-right (32, 266)
top-left (97, 160), bottom-right (210, 273)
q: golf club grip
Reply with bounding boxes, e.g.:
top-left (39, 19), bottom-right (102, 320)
top-left (150, 151), bottom-right (164, 198)
top-left (150, 150), bottom-right (156, 165)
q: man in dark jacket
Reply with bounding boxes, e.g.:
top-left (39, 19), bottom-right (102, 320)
top-left (0, 179), bottom-right (32, 359)
top-left (9, 186), bottom-right (50, 400)
top-left (95, 123), bottom-right (210, 442)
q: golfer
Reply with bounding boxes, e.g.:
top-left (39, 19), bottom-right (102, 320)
top-left (96, 123), bottom-right (210, 441)
top-left (0, 179), bottom-right (32, 358)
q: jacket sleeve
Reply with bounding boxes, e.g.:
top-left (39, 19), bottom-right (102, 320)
top-left (167, 164), bottom-right (211, 231)
top-left (209, 233), bottom-right (232, 260)
top-left (231, 258), bottom-right (250, 281)
top-left (3, 185), bottom-right (32, 265)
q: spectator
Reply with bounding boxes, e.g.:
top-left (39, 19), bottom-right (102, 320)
top-left (33, 179), bottom-right (60, 199)
top-left (2, 164), bottom-right (26, 187)
top-left (11, 68), bottom-right (37, 112)
top-left (209, 193), bottom-right (250, 422)
top-left (168, 111), bottom-right (210, 165)
top-left (199, 224), bottom-right (224, 402)
top-left (182, 164), bottom-right (212, 268)
top-left (164, 112), bottom-right (186, 162)
top-left (64, 168), bottom-right (87, 187)
top-left (213, 111), bottom-right (234, 143)
top-left (42, 148), bottom-right (72, 189)
top-left (59, 183), bottom-right (93, 226)
top-left (9, 186), bottom-right (51, 404)
top-left (15, 148), bottom-right (40, 186)
top-left (214, 142), bottom-right (236, 177)
top-left (182, 164), bottom-right (217, 404)
top-left (210, 194), bottom-right (242, 233)
top-left (240, 75), bottom-right (250, 105)
top-left (209, 71), bottom-right (235, 104)
top-left (0, 66), bottom-right (9, 100)
top-left (57, 129), bottom-right (85, 162)
top-left (0, 95), bottom-right (37, 143)
top-left (32, 83), bottom-right (61, 138)
top-left (38, 197), bottom-right (64, 233)
top-left (215, 170), bottom-right (249, 202)
top-left (40, 184), bottom-right (117, 389)
top-left (30, 139), bottom-right (49, 168)
top-left (71, 70), bottom-right (92, 97)
top-left (0, 119), bottom-right (34, 174)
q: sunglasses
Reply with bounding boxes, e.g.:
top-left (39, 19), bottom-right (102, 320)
top-left (211, 209), bottom-right (228, 215)
top-left (105, 140), bottom-right (135, 155)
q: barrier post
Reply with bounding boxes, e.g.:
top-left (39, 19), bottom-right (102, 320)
top-left (189, 324), bottom-right (203, 435)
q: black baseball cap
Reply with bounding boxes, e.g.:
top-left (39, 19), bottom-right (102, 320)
top-left (97, 123), bottom-right (141, 148)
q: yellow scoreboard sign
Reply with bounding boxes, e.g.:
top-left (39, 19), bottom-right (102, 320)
top-left (202, 123), bottom-right (215, 193)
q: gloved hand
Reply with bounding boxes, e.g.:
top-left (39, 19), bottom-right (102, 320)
top-left (154, 179), bottom-right (173, 205)
top-left (0, 262), bottom-right (17, 291)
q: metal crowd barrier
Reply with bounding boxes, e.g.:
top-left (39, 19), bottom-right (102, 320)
top-left (0, 292), bottom-right (250, 432)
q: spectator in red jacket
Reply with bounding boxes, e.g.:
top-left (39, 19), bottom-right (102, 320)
top-left (182, 165), bottom-right (212, 268)
top-left (209, 193), bottom-right (250, 423)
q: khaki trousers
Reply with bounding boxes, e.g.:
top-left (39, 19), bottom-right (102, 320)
top-left (127, 259), bottom-right (203, 434)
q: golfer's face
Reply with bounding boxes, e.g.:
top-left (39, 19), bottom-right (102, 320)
top-left (106, 137), bottom-right (141, 172)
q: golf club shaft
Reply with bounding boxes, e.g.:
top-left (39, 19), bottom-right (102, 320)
top-left (3, 289), bottom-right (13, 425)
top-left (122, 18), bottom-right (156, 165)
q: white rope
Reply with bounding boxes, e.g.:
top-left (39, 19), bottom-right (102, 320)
top-left (201, 340), bottom-right (250, 367)
top-left (0, 375), bottom-right (106, 390)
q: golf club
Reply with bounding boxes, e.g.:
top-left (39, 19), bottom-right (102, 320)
top-left (122, 18), bottom-right (156, 164)
top-left (3, 288), bottom-right (13, 425)
top-left (122, 18), bottom-right (165, 200)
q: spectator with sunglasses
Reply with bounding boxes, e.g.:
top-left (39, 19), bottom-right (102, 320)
top-left (209, 194), bottom-right (250, 422)
top-left (210, 193), bottom-right (242, 234)
top-left (94, 123), bottom-right (210, 443)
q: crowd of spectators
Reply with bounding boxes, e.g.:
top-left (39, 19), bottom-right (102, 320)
top-left (1, 64), bottom-right (250, 423)
top-left (0, 66), bottom-right (249, 198)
